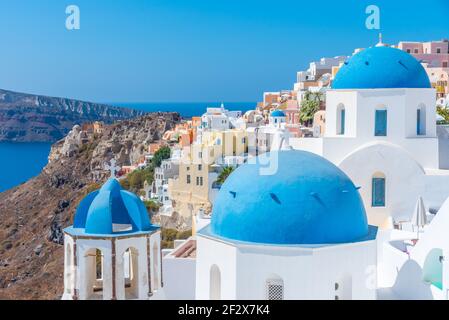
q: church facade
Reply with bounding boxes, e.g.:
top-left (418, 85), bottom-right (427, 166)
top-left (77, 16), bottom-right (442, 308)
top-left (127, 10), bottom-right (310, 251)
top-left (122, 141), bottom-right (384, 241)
top-left (195, 150), bottom-right (377, 300)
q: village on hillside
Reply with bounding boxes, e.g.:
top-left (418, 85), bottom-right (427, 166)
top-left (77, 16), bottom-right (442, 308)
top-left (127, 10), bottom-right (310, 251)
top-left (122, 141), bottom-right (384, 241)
top-left (62, 38), bottom-right (449, 300)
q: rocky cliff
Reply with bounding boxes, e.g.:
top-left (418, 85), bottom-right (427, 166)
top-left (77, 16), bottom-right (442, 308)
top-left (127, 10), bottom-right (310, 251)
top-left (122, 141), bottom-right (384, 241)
top-left (0, 89), bottom-right (145, 142)
top-left (0, 112), bottom-right (180, 299)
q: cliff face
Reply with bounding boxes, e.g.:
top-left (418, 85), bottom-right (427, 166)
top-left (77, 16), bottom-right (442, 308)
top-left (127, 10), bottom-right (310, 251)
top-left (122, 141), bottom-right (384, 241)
top-left (0, 112), bottom-right (180, 299)
top-left (0, 89), bottom-right (145, 142)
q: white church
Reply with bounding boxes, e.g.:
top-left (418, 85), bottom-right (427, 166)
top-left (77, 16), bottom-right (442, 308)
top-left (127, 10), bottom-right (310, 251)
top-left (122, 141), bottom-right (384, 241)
top-left (290, 45), bottom-right (449, 229)
top-left (63, 44), bottom-right (449, 300)
top-left (62, 178), bottom-right (162, 300)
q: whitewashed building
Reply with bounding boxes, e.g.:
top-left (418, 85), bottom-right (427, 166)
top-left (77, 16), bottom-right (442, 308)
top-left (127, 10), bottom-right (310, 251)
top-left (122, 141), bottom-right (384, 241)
top-left (195, 150), bottom-right (377, 300)
top-left (290, 46), bottom-right (449, 228)
top-left (199, 103), bottom-right (242, 132)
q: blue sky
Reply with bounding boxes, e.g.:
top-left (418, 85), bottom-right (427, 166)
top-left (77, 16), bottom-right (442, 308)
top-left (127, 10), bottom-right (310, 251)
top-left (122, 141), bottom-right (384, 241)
top-left (0, 0), bottom-right (447, 103)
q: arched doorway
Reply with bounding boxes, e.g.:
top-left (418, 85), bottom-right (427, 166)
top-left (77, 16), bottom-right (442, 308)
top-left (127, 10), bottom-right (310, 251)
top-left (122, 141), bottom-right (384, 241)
top-left (209, 264), bottom-right (221, 300)
top-left (123, 247), bottom-right (139, 299)
top-left (153, 242), bottom-right (159, 291)
top-left (65, 244), bottom-right (74, 295)
top-left (422, 248), bottom-right (443, 289)
top-left (84, 248), bottom-right (104, 300)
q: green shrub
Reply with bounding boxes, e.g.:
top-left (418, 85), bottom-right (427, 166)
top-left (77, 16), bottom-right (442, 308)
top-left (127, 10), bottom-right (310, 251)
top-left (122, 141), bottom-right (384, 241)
top-left (120, 145), bottom-right (171, 193)
top-left (161, 228), bottom-right (192, 249)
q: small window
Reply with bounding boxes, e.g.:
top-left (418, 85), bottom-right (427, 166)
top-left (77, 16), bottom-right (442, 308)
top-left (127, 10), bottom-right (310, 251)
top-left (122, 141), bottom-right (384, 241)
top-left (406, 49), bottom-right (411, 53)
top-left (437, 48), bottom-right (441, 54)
top-left (375, 109), bottom-right (387, 136)
top-left (187, 175), bottom-right (191, 184)
top-left (372, 175), bottom-right (386, 207)
top-left (266, 278), bottom-right (284, 300)
top-left (336, 104), bottom-right (345, 135)
top-left (443, 61), bottom-right (448, 68)
top-left (414, 48), bottom-right (419, 54)
top-left (198, 164), bottom-right (202, 171)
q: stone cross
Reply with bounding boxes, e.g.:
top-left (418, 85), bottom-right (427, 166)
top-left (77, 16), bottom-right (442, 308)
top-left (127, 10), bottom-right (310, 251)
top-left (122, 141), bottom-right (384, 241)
top-left (104, 159), bottom-right (121, 178)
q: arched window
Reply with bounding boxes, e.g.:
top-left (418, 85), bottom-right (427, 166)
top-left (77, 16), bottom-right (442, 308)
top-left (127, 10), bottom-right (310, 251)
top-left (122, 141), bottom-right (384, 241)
top-left (417, 104), bottom-right (426, 136)
top-left (372, 172), bottom-right (386, 207)
top-left (209, 264), bottom-right (221, 300)
top-left (375, 107), bottom-right (387, 136)
top-left (153, 242), bottom-right (159, 291)
top-left (266, 275), bottom-right (284, 300)
top-left (336, 104), bottom-right (345, 135)
top-left (83, 248), bottom-right (104, 300)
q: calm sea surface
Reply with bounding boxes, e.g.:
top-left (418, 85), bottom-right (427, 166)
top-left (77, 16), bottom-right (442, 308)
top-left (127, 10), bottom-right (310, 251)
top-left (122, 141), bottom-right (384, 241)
top-left (0, 142), bottom-right (52, 193)
top-left (0, 102), bottom-right (256, 193)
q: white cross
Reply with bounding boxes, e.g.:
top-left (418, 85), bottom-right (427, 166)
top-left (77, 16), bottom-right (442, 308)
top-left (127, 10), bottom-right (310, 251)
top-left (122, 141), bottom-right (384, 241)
top-left (104, 159), bottom-right (121, 178)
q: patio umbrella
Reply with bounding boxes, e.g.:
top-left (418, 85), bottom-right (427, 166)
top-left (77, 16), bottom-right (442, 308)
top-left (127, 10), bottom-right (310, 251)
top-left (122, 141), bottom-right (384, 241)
top-left (411, 196), bottom-right (427, 239)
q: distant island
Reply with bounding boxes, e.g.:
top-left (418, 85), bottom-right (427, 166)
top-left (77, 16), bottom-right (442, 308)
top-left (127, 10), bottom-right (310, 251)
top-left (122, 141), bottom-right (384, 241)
top-left (0, 89), bottom-right (145, 142)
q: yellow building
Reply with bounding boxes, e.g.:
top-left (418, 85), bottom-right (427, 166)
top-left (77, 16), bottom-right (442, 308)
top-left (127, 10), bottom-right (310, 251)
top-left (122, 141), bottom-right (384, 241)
top-left (168, 129), bottom-right (248, 231)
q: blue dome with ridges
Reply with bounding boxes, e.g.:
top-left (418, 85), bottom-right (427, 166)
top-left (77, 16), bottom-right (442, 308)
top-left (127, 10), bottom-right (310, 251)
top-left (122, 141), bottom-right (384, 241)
top-left (270, 110), bottom-right (285, 117)
top-left (211, 150), bottom-right (368, 245)
top-left (332, 46), bottom-right (431, 89)
top-left (71, 178), bottom-right (154, 235)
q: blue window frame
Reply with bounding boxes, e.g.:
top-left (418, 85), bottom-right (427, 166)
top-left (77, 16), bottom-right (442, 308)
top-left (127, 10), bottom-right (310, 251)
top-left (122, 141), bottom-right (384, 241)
top-left (417, 109), bottom-right (421, 135)
top-left (372, 177), bottom-right (386, 207)
top-left (340, 109), bottom-right (345, 135)
top-left (375, 110), bottom-right (387, 136)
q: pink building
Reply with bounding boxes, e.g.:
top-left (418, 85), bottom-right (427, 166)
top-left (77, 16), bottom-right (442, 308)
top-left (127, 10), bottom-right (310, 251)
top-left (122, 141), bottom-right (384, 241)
top-left (284, 100), bottom-right (300, 125)
top-left (398, 40), bottom-right (449, 68)
top-left (398, 40), bottom-right (449, 99)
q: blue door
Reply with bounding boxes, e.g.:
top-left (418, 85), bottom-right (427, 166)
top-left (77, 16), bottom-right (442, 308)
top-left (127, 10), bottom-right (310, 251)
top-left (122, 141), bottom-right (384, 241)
top-left (375, 110), bottom-right (387, 136)
top-left (417, 109), bottom-right (422, 135)
top-left (372, 177), bottom-right (386, 207)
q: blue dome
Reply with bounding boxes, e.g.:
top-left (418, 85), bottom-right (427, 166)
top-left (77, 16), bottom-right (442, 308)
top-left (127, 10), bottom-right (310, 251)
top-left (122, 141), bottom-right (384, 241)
top-left (71, 178), bottom-right (154, 235)
top-left (271, 110), bottom-right (285, 117)
top-left (211, 150), bottom-right (368, 245)
top-left (332, 46), bottom-right (431, 89)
